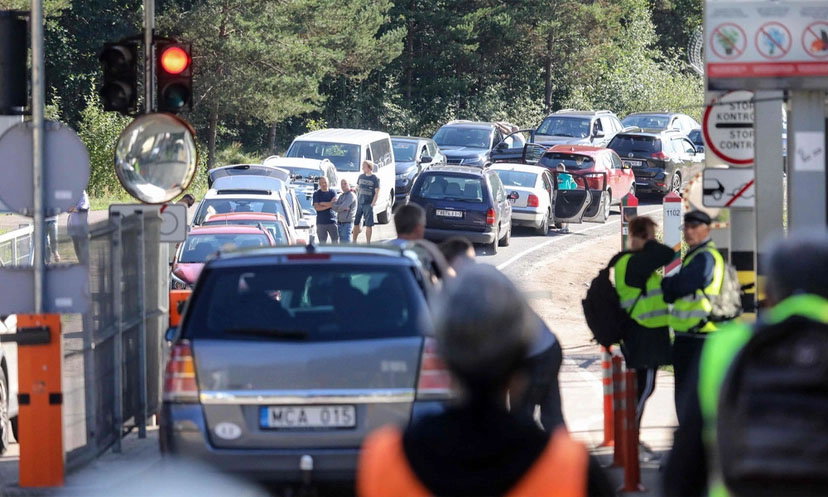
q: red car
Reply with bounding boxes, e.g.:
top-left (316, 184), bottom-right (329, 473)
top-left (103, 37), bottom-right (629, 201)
top-left (170, 225), bottom-right (276, 289)
top-left (538, 145), bottom-right (635, 208)
top-left (202, 212), bottom-right (296, 245)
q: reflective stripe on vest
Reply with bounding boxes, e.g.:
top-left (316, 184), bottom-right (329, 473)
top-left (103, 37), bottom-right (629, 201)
top-left (671, 242), bottom-right (726, 333)
top-left (697, 294), bottom-right (828, 497)
top-left (358, 425), bottom-right (589, 497)
top-left (613, 253), bottom-right (669, 328)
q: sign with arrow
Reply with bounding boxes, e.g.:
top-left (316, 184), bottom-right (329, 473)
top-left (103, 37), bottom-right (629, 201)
top-left (703, 168), bottom-right (755, 208)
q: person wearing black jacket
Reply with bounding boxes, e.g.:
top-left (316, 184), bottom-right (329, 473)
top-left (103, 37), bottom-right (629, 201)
top-left (614, 216), bottom-right (674, 428)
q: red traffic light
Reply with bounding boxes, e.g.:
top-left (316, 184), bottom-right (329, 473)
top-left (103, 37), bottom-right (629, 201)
top-left (160, 46), bottom-right (190, 75)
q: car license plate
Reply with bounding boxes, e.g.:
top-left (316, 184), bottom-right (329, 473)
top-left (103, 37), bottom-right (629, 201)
top-left (436, 209), bottom-right (464, 218)
top-left (624, 160), bottom-right (644, 167)
top-left (260, 405), bottom-right (356, 429)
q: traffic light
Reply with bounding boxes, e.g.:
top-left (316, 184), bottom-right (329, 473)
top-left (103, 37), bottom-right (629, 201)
top-left (99, 42), bottom-right (138, 114)
top-left (0, 12), bottom-right (27, 114)
top-left (156, 41), bottom-right (192, 113)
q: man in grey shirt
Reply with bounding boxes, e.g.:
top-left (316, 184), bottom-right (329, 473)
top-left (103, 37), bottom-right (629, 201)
top-left (333, 178), bottom-right (356, 242)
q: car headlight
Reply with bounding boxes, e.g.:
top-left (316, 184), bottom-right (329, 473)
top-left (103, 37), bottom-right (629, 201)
top-left (170, 272), bottom-right (191, 290)
top-left (461, 157), bottom-right (484, 166)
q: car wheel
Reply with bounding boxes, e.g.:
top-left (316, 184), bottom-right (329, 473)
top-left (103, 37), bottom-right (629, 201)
top-left (602, 192), bottom-right (611, 221)
top-left (376, 192), bottom-right (393, 224)
top-left (0, 368), bottom-right (10, 454)
top-left (499, 223), bottom-right (511, 247)
top-left (671, 173), bottom-right (682, 196)
top-left (535, 209), bottom-right (550, 235)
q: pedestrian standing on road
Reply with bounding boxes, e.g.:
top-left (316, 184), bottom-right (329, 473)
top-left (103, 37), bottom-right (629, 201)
top-left (389, 203), bottom-right (425, 247)
top-left (67, 190), bottom-right (89, 265)
top-left (663, 232), bottom-right (828, 497)
top-left (353, 160), bottom-right (379, 243)
top-left (332, 179), bottom-right (356, 242)
top-left (612, 216), bottom-right (673, 432)
top-left (312, 176), bottom-right (338, 243)
top-left (45, 213), bottom-right (60, 263)
top-left (662, 210), bottom-right (726, 417)
top-left (358, 264), bottom-right (614, 497)
top-left (556, 163), bottom-right (576, 234)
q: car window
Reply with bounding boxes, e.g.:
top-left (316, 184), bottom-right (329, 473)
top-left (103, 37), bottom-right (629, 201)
top-left (599, 116), bottom-right (614, 134)
top-left (536, 117), bottom-right (591, 138)
top-left (419, 144), bottom-right (429, 159)
top-left (202, 220), bottom-right (289, 244)
top-left (612, 116), bottom-right (623, 132)
top-left (494, 170), bottom-right (538, 188)
top-left (541, 172), bottom-right (553, 192)
top-left (609, 153), bottom-right (623, 169)
top-left (392, 140), bottom-right (417, 162)
top-left (594, 118), bottom-right (603, 133)
top-left (608, 135), bottom-right (661, 154)
top-left (184, 265), bottom-right (428, 342)
top-left (539, 152), bottom-right (595, 170)
top-left (426, 140), bottom-right (438, 156)
top-left (688, 129), bottom-right (704, 147)
top-left (681, 138), bottom-right (696, 154)
top-left (179, 233), bottom-right (270, 263)
top-left (433, 127), bottom-right (493, 149)
top-left (370, 139), bottom-right (392, 169)
top-left (287, 141), bottom-right (361, 172)
top-left (413, 173), bottom-right (484, 202)
top-left (195, 198), bottom-right (287, 225)
top-left (621, 115), bottom-right (670, 129)
top-left (489, 174), bottom-right (506, 202)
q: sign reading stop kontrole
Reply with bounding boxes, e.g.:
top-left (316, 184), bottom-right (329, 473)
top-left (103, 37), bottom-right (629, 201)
top-left (703, 90), bottom-right (755, 167)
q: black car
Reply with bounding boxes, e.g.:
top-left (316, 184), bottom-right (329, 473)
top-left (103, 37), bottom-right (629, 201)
top-left (391, 136), bottom-right (446, 203)
top-left (608, 130), bottom-right (704, 196)
top-left (408, 166), bottom-right (514, 254)
top-left (431, 121), bottom-right (507, 168)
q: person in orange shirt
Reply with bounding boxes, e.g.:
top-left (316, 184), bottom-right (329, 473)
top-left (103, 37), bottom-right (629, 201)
top-left (358, 264), bottom-right (614, 497)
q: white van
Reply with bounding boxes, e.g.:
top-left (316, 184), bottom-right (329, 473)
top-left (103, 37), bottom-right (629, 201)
top-left (286, 129), bottom-right (396, 224)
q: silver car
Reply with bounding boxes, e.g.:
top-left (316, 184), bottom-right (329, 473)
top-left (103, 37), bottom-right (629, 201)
top-left (160, 245), bottom-right (446, 484)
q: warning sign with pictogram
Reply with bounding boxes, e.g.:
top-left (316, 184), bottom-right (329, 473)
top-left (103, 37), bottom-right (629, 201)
top-left (802, 21), bottom-right (828, 59)
top-left (711, 23), bottom-right (746, 60)
top-left (755, 22), bottom-right (791, 60)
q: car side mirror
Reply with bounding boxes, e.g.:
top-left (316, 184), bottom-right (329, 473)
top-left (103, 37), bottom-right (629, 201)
top-left (507, 191), bottom-right (519, 201)
top-left (165, 327), bottom-right (179, 342)
top-left (593, 129), bottom-right (605, 138)
top-left (495, 142), bottom-right (508, 150)
top-left (420, 156), bottom-right (433, 164)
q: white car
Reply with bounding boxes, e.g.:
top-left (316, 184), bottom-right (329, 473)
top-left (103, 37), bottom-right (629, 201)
top-left (0, 316), bottom-right (18, 453)
top-left (262, 156), bottom-right (340, 192)
top-left (489, 163), bottom-right (557, 235)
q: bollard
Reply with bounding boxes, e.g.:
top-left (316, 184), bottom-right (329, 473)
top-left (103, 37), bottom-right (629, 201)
top-left (621, 370), bottom-right (646, 492)
top-left (611, 355), bottom-right (625, 468)
top-left (599, 346), bottom-right (614, 447)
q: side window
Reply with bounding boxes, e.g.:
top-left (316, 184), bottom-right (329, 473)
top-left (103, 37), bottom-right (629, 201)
top-left (670, 138), bottom-right (685, 155)
top-left (600, 116), bottom-right (614, 134)
top-left (682, 139), bottom-right (696, 154)
top-left (610, 153), bottom-right (623, 169)
top-left (427, 141), bottom-right (438, 156)
top-left (612, 117), bottom-right (623, 132)
top-left (370, 139), bottom-right (392, 169)
top-left (419, 144), bottom-right (429, 159)
top-left (365, 146), bottom-right (372, 162)
top-left (594, 118), bottom-right (603, 133)
top-left (493, 131), bottom-right (503, 149)
top-left (489, 174), bottom-right (505, 202)
top-left (541, 172), bottom-right (553, 192)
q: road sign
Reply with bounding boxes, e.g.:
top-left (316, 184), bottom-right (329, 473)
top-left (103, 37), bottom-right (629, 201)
top-left (0, 121), bottom-right (90, 214)
top-left (703, 90), bottom-right (754, 166)
top-left (683, 172), bottom-right (724, 222)
top-left (703, 168), bottom-right (755, 208)
top-left (109, 203), bottom-right (188, 242)
top-left (706, 1), bottom-right (828, 88)
top-left (0, 265), bottom-right (89, 314)
top-left (662, 192), bottom-right (682, 276)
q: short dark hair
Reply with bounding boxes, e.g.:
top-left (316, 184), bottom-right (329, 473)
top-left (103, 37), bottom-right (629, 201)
top-left (628, 216), bottom-right (657, 240)
top-left (440, 237), bottom-right (473, 264)
top-left (394, 203), bottom-right (426, 236)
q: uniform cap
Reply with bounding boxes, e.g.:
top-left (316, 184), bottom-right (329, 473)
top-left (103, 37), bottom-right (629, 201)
top-left (684, 210), bottom-right (712, 225)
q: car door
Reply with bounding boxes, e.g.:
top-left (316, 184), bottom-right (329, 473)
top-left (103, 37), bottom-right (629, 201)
top-left (521, 142), bottom-right (548, 165)
top-left (551, 170), bottom-right (591, 224)
top-left (679, 137), bottom-right (704, 181)
top-left (491, 129), bottom-right (533, 163)
top-left (609, 151), bottom-right (633, 200)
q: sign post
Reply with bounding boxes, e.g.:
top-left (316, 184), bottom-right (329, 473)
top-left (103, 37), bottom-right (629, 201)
top-left (663, 192), bottom-right (683, 276)
top-left (620, 193), bottom-right (638, 250)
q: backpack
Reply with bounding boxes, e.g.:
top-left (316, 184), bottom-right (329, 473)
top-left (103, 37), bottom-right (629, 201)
top-left (703, 260), bottom-right (743, 324)
top-left (582, 251), bottom-right (640, 347)
top-left (717, 316), bottom-right (828, 497)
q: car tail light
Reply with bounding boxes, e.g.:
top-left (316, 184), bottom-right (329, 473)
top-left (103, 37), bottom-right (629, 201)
top-left (416, 337), bottom-right (452, 400)
top-left (486, 208), bottom-right (496, 225)
top-left (527, 194), bottom-right (539, 207)
top-left (163, 340), bottom-right (199, 403)
top-left (651, 151), bottom-right (669, 160)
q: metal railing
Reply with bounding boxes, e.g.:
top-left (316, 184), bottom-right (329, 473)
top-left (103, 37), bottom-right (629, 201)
top-left (0, 225), bottom-right (34, 267)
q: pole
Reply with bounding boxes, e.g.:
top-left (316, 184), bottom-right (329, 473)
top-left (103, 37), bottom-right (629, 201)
top-left (662, 192), bottom-right (683, 276)
top-left (31, 0), bottom-right (45, 313)
top-left (137, 212), bottom-right (147, 438)
top-left (599, 346), bottom-right (614, 447)
top-left (788, 91), bottom-right (827, 229)
top-left (143, 0), bottom-right (154, 113)
top-left (112, 214), bottom-right (123, 453)
top-left (621, 370), bottom-right (645, 492)
top-left (611, 355), bottom-right (625, 468)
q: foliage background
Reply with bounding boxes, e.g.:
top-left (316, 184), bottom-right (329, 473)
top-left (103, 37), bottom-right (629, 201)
top-left (2, 0), bottom-right (703, 197)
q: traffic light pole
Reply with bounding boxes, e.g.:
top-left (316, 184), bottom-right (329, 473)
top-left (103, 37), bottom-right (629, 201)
top-left (31, 0), bottom-right (45, 313)
top-left (143, 0), bottom-right (154, 113)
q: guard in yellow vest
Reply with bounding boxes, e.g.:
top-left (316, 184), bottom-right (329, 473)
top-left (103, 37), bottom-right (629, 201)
top-left (662, 210), bottom-right (726, 416)
top-left (613, 216), bottom-right (672, 428)
top-left (357, 264), bottom-right (615, 497)
top-left (663, 232), bottom-right (828, 497)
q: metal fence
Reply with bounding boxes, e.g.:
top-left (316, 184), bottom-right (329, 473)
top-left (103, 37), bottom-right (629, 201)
top-left (63, 211), bottom-right (168, 468)
top-left (0, 225), bottom-right (34, 267)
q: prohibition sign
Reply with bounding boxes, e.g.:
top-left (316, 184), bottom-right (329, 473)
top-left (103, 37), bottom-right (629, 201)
top-left (710, 23), bottom-right (747, 60)
top-left (755, 22), bottom-right (791, 60)
top-left (802, 21), bottom-right (828, 59)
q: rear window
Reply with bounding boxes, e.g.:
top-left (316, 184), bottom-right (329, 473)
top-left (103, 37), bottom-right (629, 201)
top-left (413, 173), bottom-right (485, 202)
top-left (536, 117), bottom-right (590, 138)
top-left (202, 220), bottom-right (289, 244)
top-left (607, 135), bottom-right (661, 154)
top-left (179, 234), bottom-right (270, 263)
top-left (183, 264), bottom-right (428, 342)
top-left (539, 152), bottom-right (595, 170)
top-left (433, 126), bottom-right (492, 149)
top-left (287, 141), bottom-right (361, 172)
top-left (494, 170), bottom-right (537, 188)
top-left (621, 115), bottom-right (670, 129)
top-left (195, 199), bottom-right (286, 225)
